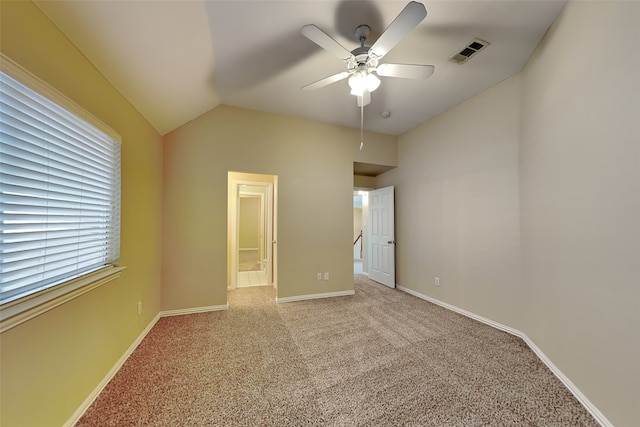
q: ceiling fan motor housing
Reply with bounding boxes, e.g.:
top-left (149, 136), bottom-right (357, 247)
top-left (349, 49), bottom-right (376, 71)
top-left (354, 24), bottom-right (371, 44)
top-left (351, 25), bottom-right (377, 69)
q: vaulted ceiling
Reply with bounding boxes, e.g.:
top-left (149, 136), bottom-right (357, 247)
top-left (34, 1), bottom-right (567, 136)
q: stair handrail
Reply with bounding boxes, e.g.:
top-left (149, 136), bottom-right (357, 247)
top-left (353, 230), bottom-right (362, 246)
top-left (353, 230), bottom-right (363, 259)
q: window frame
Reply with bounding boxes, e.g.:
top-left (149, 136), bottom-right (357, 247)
top-left (0, 54), bottom-right (125, 333)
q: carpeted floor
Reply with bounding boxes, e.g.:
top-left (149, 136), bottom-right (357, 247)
top-left (76, 275), bottom-right (598, 426)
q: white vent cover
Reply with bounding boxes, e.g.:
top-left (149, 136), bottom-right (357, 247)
top-left (449, 38), bottom-right (490, 64)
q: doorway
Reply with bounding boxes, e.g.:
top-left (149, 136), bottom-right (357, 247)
top-left (354, 191), bottom-right (365, 275)
top-left (228, 172), bottom-right (278, 291)
top-left (353, 187), bottom-right (396, 287)
top-left (238, 192), bottom-right (266, 286)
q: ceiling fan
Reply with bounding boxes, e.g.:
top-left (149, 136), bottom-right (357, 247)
top-left (301, 1), bottom-right (434, 107)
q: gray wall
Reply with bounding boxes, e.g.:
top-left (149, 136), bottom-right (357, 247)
top-left (518, 2), bottom-right (639, 425)
top-left (378, 1), bottom-right (639, 425)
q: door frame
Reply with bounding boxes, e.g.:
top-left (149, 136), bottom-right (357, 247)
top-left (238, 192), bottom-right (265, 269)
top-left (228, 172), bottom-right (278, 290)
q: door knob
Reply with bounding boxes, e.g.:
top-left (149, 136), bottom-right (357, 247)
top-left (387, 240), bottom-right (396, 244)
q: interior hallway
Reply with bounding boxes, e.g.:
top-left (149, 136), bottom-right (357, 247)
top-left (238, 249), bottom-right (268, 287)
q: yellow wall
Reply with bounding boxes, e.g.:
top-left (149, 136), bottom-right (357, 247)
top-left (0, 1), bottom-right (163, 426)
top-left (162, 105), bottom-right (397, 307)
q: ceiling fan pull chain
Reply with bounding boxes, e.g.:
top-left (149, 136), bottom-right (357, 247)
top-left (360, 102), bottom-right (364, 152)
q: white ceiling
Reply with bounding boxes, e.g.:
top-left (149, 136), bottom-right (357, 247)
top-left (34, 0), bottom-right (567, 136)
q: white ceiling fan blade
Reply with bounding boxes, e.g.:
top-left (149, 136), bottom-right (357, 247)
top-left (369, 1), bottom-right (427, 60)
top-left (302, 71), bottom-right (351, 91)
top-left (376, 63), bottom-right (434, 79)
top-left (357, 89), bottom-right (371, 107)
top-left (301, 25), bottom-right (355, 62)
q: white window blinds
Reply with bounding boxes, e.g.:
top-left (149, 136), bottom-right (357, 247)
top-left (0, 70), bottom-right (121, 305)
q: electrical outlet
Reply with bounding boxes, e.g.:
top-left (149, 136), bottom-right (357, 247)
top-left (317, 272), bottom-right (322, 280)
top-left (137, 301), bottom-right (142, 315)
top-left (324, 272), bottom-right (329, 281)
top-left (435, 277), bottom-right (440, 286)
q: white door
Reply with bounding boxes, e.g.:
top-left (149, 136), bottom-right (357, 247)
top-left (368, 186), bottom-right (395, 288)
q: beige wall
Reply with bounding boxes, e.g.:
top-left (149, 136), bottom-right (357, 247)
top-left (239, 197), bottom-right (260, 249)
top-left (518, 2), bottom-right (639, 425)
top-left (378, 1), bottom-right (639, 425)
top-left (378, 74), bottom-right (524, 328)
top-left (162, 105), bottom-right (397, 306)
top-left (0, 1), bottom-right (163, 426)
top-left (354, 174), bottom-right (376, 189)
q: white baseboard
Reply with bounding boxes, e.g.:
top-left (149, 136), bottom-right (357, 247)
top-left (396, 285), bottom-right (612, 427)
top-left (276, 289), bottom-right (355, 304)
top-left (160, 304), bottom-right (228, 317)
top-left (397, 285), bottom-right (521, 336)
top-left (64, 313), bottom-right (161, 427)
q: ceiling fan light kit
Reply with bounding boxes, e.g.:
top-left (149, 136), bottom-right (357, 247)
top-left (348, 71), bottom-right (380, 96)
top-left (301, 1), bottom-right (434, 150)
top-left (301, 1), bottom-right (433, 103)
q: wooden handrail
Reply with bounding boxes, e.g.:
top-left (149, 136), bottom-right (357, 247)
top-left (353, 231), bottom-right (362, 246)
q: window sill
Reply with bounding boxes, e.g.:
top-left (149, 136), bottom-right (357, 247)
top-left (0, 266), bottom-right (126, 333)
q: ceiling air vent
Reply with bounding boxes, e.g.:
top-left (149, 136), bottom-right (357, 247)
top-left (449, 38), bottom-right (490, 64)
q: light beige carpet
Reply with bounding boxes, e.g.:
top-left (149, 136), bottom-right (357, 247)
top-left (76, 275), bottom-right (598, 426)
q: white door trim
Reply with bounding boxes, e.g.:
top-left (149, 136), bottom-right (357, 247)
top-left (228, 174), bottom-right (277, 290)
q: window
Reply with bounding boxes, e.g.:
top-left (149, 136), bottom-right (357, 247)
top-left (0, 56), bottom-right (123, 330)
